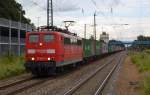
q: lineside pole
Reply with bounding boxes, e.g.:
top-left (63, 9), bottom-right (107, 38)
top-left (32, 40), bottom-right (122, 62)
top-left (94, 13), bottom-right (96, 40)
top-left (51, 0), bottom-right (53, 27)
top-left (47, 0), bottom-right (53, 29)
top-left (47, 0), bottom-right (49, 27)
top-left (94, 13), bottom-right (96, 54)
top-left (84, 24), bottom-right (86, 39)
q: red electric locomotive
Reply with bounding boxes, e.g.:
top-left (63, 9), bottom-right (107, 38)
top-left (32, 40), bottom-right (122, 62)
top-left (25, 27), bottom-right (83, 76)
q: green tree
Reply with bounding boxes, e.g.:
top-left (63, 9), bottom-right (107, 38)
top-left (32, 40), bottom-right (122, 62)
top-left (138, 35), bottom-right (144, 41)
top-left (137, 35), bottom-right (150, 41)
top-left (0, 0), bottom-right (31, 24)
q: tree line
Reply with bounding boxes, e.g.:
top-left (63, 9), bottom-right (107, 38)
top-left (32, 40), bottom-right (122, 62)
top-left (0, 0), bottom-right (32, 24)
top-left (137, 35), bottom-right (150, 41)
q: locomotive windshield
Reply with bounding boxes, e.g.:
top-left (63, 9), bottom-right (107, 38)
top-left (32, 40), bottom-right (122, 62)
top-left (29, 34), bottom-right (39, 43)
top-left (43, 34), bottom-right (55, 42)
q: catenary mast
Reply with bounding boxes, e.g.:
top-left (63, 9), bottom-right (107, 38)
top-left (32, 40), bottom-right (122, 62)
top-left (47, 0), bottom-right (53, 29)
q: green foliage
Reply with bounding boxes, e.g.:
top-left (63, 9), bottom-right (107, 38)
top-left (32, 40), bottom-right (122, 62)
top-left (0, 55), bottom-right (26, 80)
top-left (130, 52), bottom-right (150, 72)
top-left (138, 35), bottom-right (150, 41)
top-left (142, 73), bottom-right (150, 95)
top-left (130, 51), bottom-right (150, 95)
top-left (0, 0), bottom-right (31, 24)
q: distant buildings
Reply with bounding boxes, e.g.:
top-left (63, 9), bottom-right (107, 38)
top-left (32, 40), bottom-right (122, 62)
top-left (100, 32), bottom-right (109, 43)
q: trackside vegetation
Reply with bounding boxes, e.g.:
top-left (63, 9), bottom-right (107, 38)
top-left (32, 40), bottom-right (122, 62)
top-left (0, 54), bottom-right (26, 80)
top-left (130, 51), bottom-right (150, 95)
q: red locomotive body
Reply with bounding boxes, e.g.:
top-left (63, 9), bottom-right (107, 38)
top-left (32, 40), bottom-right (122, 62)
top-left (25, 31), bottom-right (83, 75)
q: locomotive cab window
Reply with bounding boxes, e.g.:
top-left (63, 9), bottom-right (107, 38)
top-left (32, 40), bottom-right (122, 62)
top-left (44, 34), bottom-right (55, 42)
top-left (29, 34), bottom-right (39, 43)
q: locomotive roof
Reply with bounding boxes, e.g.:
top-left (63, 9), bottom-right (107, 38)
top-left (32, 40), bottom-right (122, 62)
top-left (27, 31), bottom-right (82, 40)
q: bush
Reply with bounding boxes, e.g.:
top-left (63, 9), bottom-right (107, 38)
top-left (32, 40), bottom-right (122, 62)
top-left (141, 72), bottom-right (150, 95)
top-left (0, 54), bottom-right (26, 80)
top-left (130, 51), bottom-right (150, 95)
top-left (130, 52), bottom-right (150, 72)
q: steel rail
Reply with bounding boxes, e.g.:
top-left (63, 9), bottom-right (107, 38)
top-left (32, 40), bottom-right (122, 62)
top-left (0, 77), bottom-right (33, 90)
top-left (94, 53), bottom-right (124, 95)
top-left (0, 77), bottom-right (54, 95)
top-left (94, 56), bottom-right (122, 95)
top-left (63, 54), bottom-right (118, 95)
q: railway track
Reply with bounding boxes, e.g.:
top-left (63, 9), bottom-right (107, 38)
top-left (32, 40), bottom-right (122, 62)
top-left (17, 53), bottom-right (120, 95)
top-left (0, 77), bottom-right (33, 90)
top-left (0, 52), bottom-right (125, 95)
top-left (94, 55), bottom-right (124, 95)
top-left (63, 52), bottom-right (125, 95)
top-left (0, 76), bottom-right (54, 95)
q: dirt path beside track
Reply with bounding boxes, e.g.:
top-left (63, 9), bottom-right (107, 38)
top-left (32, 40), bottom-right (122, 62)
top-left (116, 57), bottom-right (141, 95)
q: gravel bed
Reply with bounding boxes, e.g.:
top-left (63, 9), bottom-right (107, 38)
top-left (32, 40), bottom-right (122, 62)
top-left (0, 77), bottom-right (54, 95)
top-left (72, 55), bottom-right (118, 95)
top-left (0, 73), bottom-right (32, 87)
top-left (16, 53), bottom-right (119, 95)
top-left (101, 52), bottom-right (126, 95)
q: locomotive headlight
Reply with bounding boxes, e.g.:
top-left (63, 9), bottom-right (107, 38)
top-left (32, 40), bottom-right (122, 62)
top-left (39, 43), bottom-right (43, 46)
top-left (28, 49), bottom-right (35, 54)
top-left (47, 49), bottom-right (55, 54)
top-left (31, 57), bottom-right (35, 61)
top-left (48, 57), bottom-right (51, 61)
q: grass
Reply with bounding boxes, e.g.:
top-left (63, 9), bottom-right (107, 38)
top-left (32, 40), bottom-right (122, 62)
top-left (130, 51), bottom-right (150, 95)
top-left (130, 51), bottom-right (150, 72)
top-left (142, 72), bottom-right (150, 95)
top-left (0, 54), bottom-right (26, 80)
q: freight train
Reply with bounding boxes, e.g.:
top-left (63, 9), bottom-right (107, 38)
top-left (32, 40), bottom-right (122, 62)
top-left (25, 27), bottom-right (125, 76)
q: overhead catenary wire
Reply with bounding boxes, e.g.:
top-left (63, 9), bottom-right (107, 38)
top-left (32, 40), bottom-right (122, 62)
top-left (27, 0), bottom-right (46, 10)
top-left (90, 0), bottom-right (109, 20)
top-left (22, 0), bottom-right (68, 27)
top-left (19, 0), bottom-right (119, 39)
top-left (90, 0), bottom-right (130, 40)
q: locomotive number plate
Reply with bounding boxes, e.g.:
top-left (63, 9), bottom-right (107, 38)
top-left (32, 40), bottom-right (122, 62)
top-left (36, 50), bottom-right (46, 53)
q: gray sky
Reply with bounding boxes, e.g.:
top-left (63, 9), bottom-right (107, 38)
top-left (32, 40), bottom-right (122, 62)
top-left (16, 0), bottom-right (150, 41)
